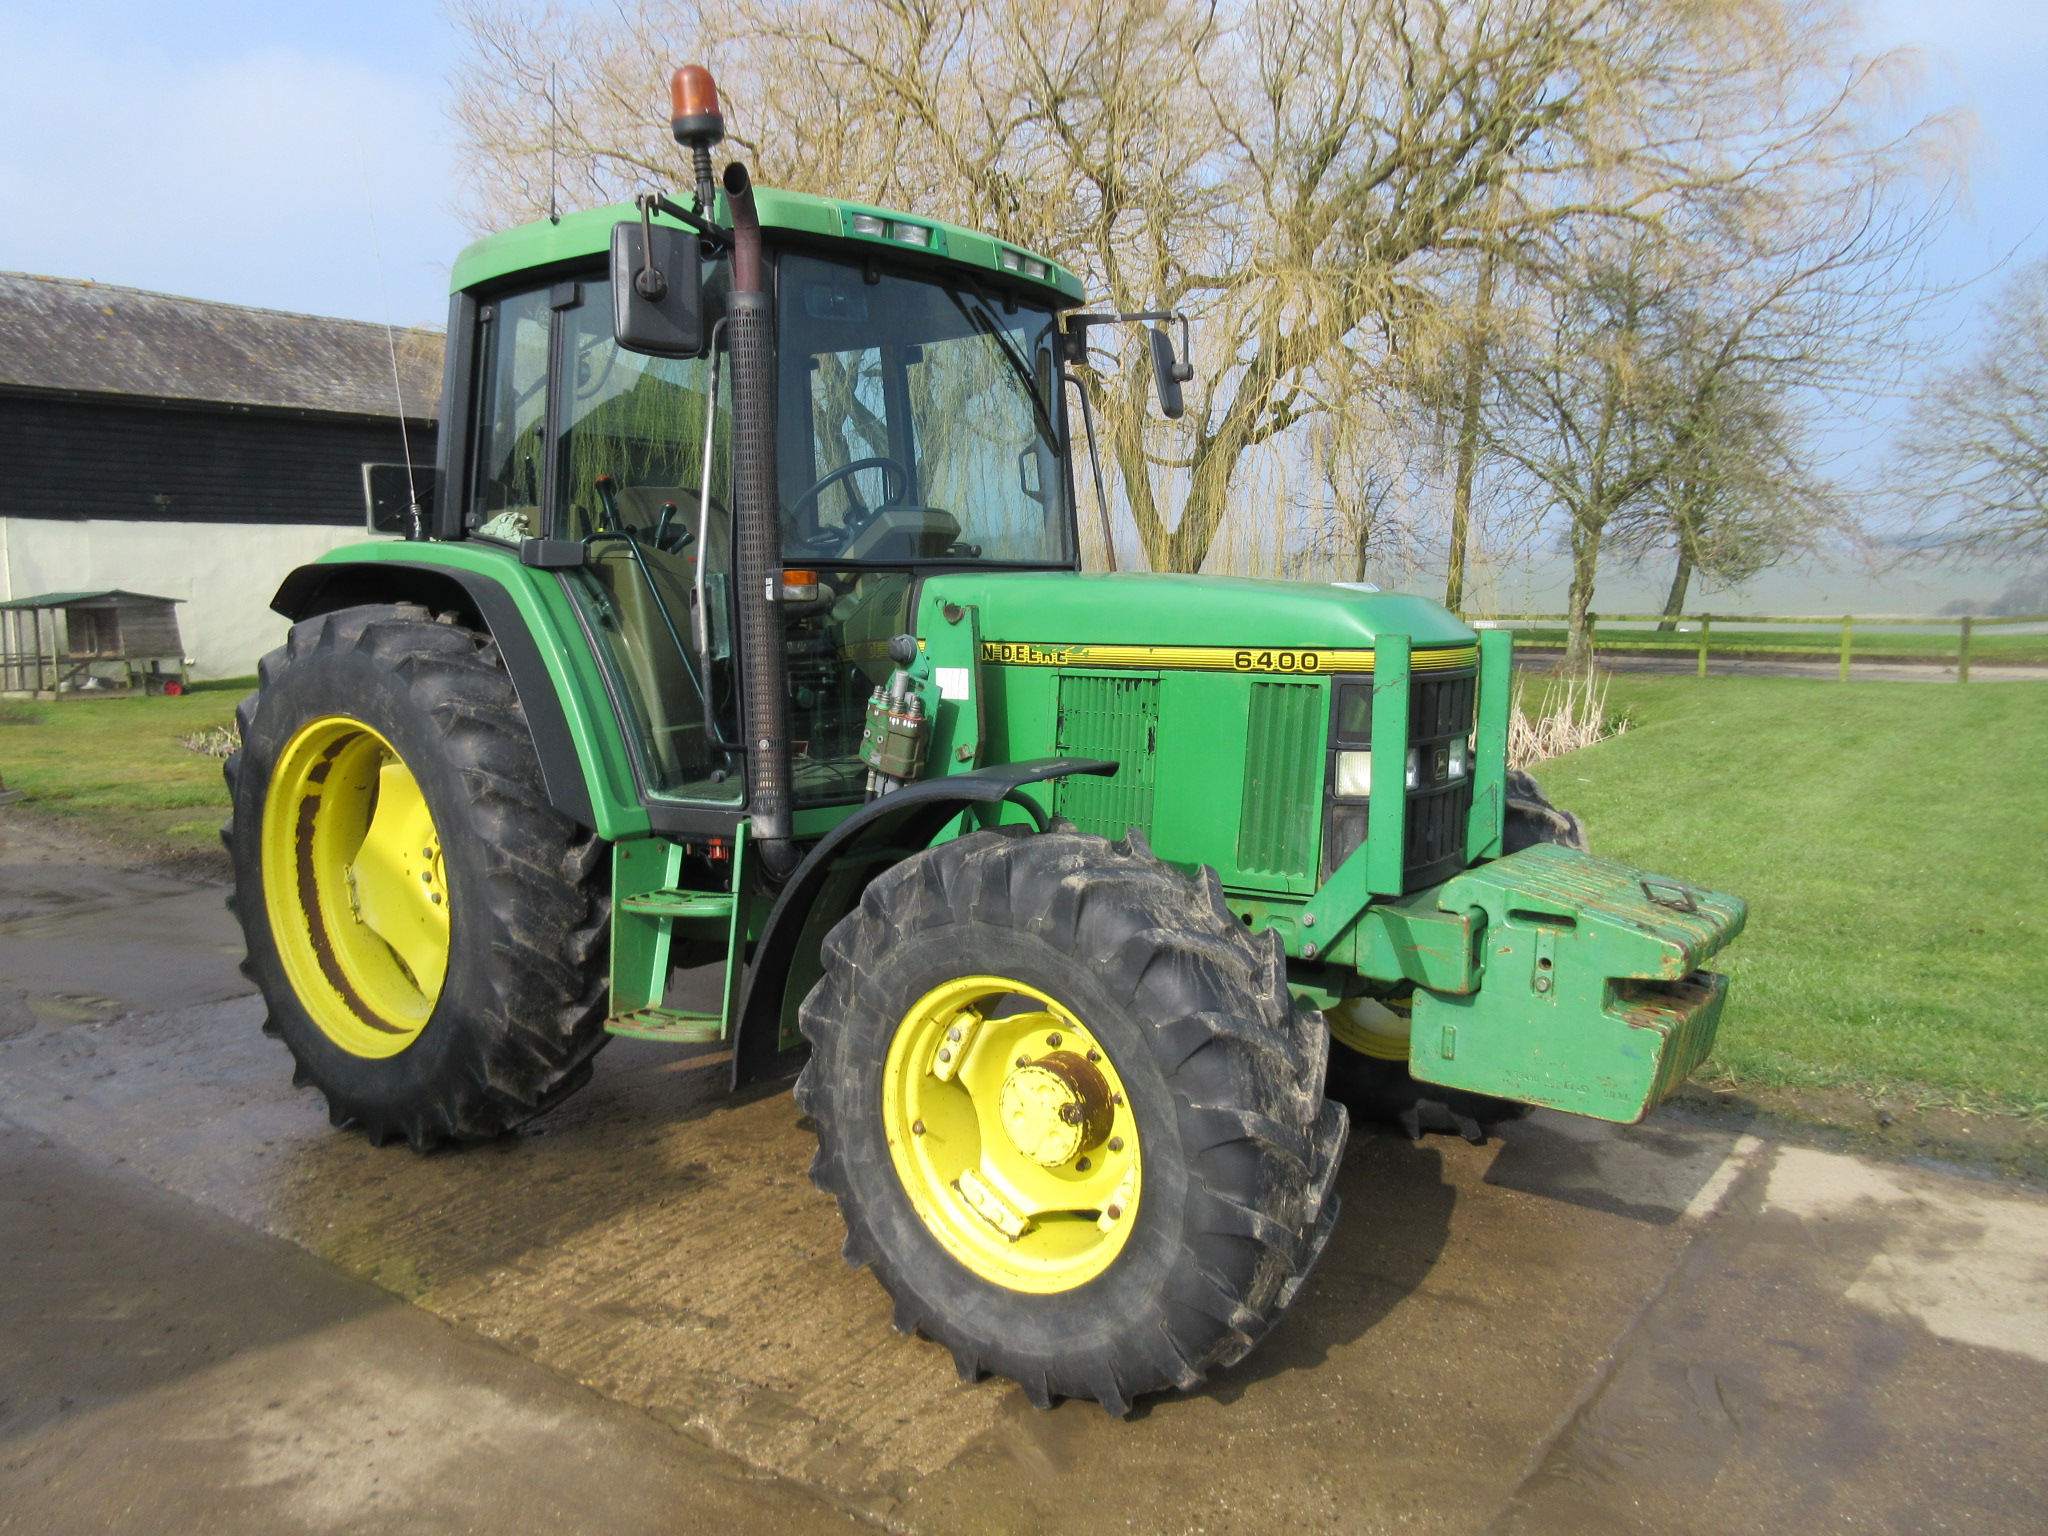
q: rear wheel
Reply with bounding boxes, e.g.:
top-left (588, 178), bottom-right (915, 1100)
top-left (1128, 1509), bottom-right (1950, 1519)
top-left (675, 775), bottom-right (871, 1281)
top-left (797, 826), bottom-right (1347, 1415)
top-left (225, 603), bottom-right (610, 1150)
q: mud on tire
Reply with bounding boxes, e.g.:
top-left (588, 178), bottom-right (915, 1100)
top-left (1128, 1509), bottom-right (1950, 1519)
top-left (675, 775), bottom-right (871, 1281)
top-left (224, 603), bottom-right (610, 1150)
top-left (796, 825), bottom-right (1348, 1416)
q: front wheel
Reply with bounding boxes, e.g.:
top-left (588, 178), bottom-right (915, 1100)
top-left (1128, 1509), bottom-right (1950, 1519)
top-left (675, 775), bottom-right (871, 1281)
top-left (797, 827), bottom-right (1347, 1416)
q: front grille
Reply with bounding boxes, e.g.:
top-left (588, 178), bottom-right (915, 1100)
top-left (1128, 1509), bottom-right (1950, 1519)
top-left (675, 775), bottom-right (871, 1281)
top-left (1052, 671), bottom-right (1159, 840)
top-left (1323, 665), bottom-right (1478, 890)
top-left (1238, 682), bottom-right (1323, 877)
top-left (1404, 780), bottom-right (1473, 889)
top-left (1412, 672), bottom-right (1476, 740)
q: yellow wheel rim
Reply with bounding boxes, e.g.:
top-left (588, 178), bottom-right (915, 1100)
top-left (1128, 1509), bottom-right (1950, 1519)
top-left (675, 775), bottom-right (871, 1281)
top-left (261, 716), bottom-right (450, 1058)
top-left (882, 975), bottom-right (1142, 1293)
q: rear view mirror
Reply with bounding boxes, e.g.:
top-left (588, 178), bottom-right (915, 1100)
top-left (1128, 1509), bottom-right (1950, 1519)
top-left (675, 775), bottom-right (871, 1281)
top-left (1150, 328), bottom-right (1189, 419)
top-left (611, 219), bottom-right (704, 357)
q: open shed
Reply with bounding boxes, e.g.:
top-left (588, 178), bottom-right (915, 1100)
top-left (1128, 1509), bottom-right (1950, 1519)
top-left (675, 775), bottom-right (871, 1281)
top-left (0, 589), bottom-right (188, 696)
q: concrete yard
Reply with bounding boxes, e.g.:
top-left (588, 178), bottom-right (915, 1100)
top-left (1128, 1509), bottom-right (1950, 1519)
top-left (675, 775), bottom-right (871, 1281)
top-left (2, 812), bottom-right (2044, 1534)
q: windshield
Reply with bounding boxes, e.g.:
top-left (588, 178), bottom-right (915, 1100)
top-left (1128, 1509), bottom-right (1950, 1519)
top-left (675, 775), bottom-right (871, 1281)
top-left (776, 252), bottom-right (1073, 565)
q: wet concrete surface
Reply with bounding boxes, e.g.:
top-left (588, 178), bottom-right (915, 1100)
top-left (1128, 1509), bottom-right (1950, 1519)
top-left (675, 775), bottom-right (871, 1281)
top-left (3, 810), bottom-right (2046, 1533)
top-left (0, 1121), bottom-right (870, 1535)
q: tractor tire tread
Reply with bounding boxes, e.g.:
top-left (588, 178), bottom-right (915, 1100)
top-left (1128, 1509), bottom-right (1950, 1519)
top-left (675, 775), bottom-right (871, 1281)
top-left (223, 603), bottom-right (609, 1150)
top-left (797, 826), bottom-right (1346, 1417)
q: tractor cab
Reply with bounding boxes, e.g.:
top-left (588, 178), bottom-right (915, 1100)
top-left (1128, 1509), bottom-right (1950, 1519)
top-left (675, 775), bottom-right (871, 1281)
top-left (454, 192), bottom-right (1086, 816)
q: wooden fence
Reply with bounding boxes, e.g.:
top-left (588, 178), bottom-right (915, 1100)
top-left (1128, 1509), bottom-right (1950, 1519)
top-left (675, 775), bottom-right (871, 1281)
top-left (1474, 612), bottom-right (2048, 682)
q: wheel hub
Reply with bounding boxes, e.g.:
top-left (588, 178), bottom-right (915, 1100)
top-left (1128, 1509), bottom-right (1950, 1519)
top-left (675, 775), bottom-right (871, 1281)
top-left (880, 976), bottom-right (1144, 1293)
top-left (998, 1050), bottom-right (1114, 1167)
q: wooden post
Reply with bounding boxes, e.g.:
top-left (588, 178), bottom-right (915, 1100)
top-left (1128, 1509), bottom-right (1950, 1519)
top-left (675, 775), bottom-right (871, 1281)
top-left (1959, 615), bottom-right (1973, 684)
top-left (1839, 615), bottom-right (1853, 682)
top-left (1697, 614), bottom-right (1711, 679)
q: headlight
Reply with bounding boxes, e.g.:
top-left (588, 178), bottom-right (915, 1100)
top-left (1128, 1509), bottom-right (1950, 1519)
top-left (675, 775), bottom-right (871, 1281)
top-left (1448, 737), bottom-right (1469, 778)
top-left (1405, 746), bottom-right (1421, 791)
top-left (1335, 750), bottom-right (1372, 798)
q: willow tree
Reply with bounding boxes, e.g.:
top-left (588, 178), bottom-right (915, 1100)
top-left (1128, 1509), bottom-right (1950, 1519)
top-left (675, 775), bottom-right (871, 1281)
top-left (451, 0), bottom-right (1947, 578)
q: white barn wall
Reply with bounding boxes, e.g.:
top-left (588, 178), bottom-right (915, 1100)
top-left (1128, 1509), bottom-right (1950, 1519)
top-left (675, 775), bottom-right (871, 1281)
top-left (0, 518), bottom-right (394, 679)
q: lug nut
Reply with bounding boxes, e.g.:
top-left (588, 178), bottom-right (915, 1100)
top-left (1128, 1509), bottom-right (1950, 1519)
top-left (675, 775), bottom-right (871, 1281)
top-left (1106, 1203), bottom-right (1122, 1220)
top-left (1075, 1156), bottom-right (1091, 1172)
top-left (1086, 1049), bottom-right (1101, 1062)
top-left (1046, 1032), bottom-right (1063, 1047)
top-left (1108, 1136), bottom-right (1124, 1152)
top-left (947, 1026), bottom-right (962, 1042)
top-left (1016, 1055), bottom-right (1030, 1068)
top-left (937, 1048), bottom-right (952, 1063)
top-left (1111, 1092), bottom-right (1124, 1106)
top-left (912, 1119), bottom-right (926, 1135)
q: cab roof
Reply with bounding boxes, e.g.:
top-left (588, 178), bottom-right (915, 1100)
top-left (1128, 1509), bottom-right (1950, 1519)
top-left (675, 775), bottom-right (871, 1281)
top-left (450, 185), bottom-right (1086, 304)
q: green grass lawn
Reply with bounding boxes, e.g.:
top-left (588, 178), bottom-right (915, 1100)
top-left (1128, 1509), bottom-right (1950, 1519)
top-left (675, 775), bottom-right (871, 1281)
top-left (1535, 674), bottom-right (2048, 1112)
top-left (5, 670), bottom-right (2041, 1117)
top-left (0, 680), bottom-right (250, 863)
top-left (1507, 623), bottom-right (2048, 663)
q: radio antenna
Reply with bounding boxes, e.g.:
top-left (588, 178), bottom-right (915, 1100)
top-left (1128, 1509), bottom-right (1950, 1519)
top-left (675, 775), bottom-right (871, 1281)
top-left (548, 62), bottom-right (561, 225)
top-left (357, 137), bottom-right (420, 535)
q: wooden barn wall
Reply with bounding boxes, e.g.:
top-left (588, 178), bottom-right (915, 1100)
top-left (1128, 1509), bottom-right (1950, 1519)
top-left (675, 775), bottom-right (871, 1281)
top-left (0, 395), bottom-right (437, 526)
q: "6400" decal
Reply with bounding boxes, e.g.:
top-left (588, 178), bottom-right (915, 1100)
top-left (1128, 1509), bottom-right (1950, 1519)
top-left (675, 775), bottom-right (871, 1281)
top-left (1233, 649), bottom-right (1324, 672)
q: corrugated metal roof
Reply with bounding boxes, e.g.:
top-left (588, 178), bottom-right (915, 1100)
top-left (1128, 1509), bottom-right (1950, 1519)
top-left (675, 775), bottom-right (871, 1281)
top-left (0, 589), bottom-right (183, 610)
top-left (0, 272), bottom-right (442, 419)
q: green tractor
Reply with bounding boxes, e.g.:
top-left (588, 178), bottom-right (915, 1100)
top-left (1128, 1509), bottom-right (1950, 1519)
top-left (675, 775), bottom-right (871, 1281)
top-left (225, 65), bottom-right (1745, 1415)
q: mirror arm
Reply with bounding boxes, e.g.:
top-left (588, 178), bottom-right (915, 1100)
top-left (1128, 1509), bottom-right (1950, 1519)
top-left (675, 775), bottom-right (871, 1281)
top-left (1065, 309), bottom-right (1194, 378)
top-left (1061, 370), bottom-right (1119, 573)
top-left (636, 191), bottom-right (731, 249)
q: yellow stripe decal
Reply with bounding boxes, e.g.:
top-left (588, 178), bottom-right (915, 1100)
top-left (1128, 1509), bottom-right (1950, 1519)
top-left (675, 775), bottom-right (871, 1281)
top-left (977, 641), bottom-right (1478, 676)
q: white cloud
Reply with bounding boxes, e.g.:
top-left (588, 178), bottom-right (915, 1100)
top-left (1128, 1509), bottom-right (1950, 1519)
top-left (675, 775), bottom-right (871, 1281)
top-left (0, 23), bottom-right (464, 325)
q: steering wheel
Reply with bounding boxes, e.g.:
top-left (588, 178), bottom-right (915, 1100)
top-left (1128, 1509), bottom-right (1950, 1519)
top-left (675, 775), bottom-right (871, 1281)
top-left (789, 456), bottom-right (911, 545)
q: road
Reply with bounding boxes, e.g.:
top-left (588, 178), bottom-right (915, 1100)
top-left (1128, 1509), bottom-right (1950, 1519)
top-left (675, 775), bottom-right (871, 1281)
top-left (3, 811), bottom-right (2044, 1534)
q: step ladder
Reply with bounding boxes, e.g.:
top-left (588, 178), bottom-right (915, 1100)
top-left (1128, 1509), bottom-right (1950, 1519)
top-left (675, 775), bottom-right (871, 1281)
top-left (602, 832), bottom-right (749, 1044)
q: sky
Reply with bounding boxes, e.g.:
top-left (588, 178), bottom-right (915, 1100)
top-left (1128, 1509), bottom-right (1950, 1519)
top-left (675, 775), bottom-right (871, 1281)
top-left (0, 0), bottom-right (465, 328)
top-left (3, 0), bottom-right (2044, 336)
top-left (0, 0), bottom-right (2043, 618)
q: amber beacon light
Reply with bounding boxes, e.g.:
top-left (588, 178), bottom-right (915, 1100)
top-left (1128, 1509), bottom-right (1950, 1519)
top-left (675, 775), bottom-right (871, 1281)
top-left (670, 65), bottom-right (725, 147)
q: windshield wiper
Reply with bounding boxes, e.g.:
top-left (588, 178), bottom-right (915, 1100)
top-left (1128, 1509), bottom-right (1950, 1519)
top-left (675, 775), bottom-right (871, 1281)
top-left (942, 279), bottom-right (1061, 445)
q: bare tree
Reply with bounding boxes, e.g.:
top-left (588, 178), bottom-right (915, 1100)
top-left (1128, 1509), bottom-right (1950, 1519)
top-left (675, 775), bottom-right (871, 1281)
top-left (450, 0), bottom-right (1951, 588)
top-left (1895, 255), bottom-right (2048, 560)
top-left (1611, 380), bottom-right (1839, 624)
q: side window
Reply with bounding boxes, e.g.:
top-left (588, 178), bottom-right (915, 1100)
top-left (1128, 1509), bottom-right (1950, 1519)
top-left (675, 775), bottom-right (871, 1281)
top-left (468, 288), bottom-right (552, 541)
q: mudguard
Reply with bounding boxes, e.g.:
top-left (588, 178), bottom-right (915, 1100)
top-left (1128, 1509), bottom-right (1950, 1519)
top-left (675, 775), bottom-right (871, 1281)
top-left (271, 551), bottom-right (639, 837)
top-left (729, 757), bottom-right (1115, 1089)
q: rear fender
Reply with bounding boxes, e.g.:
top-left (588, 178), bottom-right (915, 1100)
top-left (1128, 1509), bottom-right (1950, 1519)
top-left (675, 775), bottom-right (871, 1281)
top-left (271, 545), bottom-right (647, 839)
top-left (729, 757), bottom-right (1114, 1090)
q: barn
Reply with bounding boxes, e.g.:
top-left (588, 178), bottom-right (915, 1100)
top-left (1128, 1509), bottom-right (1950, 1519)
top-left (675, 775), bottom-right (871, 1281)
top-left (0, 272), bottom-right (442, 678)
